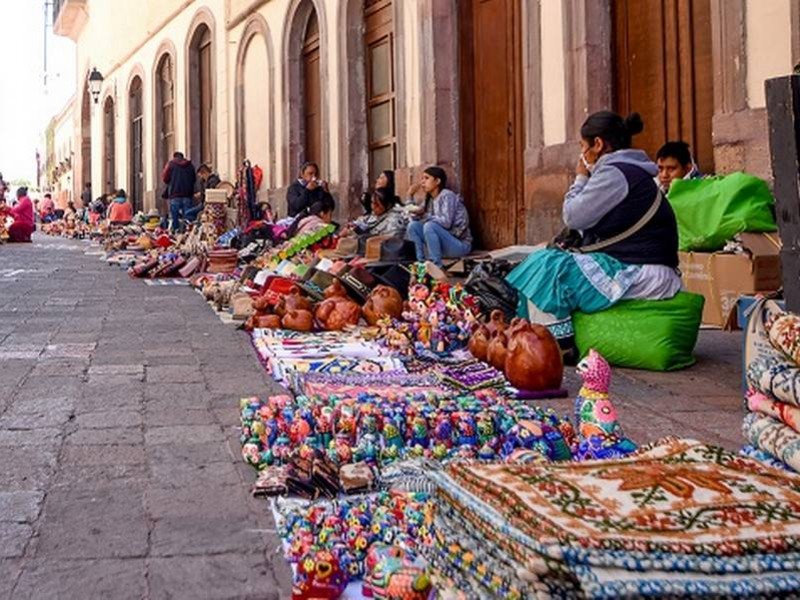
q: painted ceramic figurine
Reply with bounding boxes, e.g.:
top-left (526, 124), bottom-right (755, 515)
top-left (574, 349), bottom-right (637, 460)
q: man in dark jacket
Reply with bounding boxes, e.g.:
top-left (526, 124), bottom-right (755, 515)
top-left (161, 151), bottom-right (196, 232)
top-left (286, 161), bottom-right (332, 218)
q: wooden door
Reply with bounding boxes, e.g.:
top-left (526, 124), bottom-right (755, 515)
top-left (129, 78), bottom-right (144, 213)
top-left (103, 97), bottom-right (115, 194)
top-left (614, 0), bottom-right (714, 173)
top-left (365, 0), bottom-right (396, 180)
top-left (459, 0), bottom-right (524, 249)
top-left (303, 12), bottom-right (322, 164)
top-left (199, 34), bottom-right (213, 167)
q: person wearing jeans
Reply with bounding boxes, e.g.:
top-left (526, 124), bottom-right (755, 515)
top-left (161, 151), bottom-right (196, 232)
top-left (405, 166), bottom-right (472, 266)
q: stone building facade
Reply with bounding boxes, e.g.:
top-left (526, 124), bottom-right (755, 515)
top-left (54, 0), bottom-right (798, 247)
top-left (45, 95), bottom-right (76, 209)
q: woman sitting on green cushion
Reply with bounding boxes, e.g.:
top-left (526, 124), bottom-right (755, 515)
top-left (506, 110), bottom-right (681, 356)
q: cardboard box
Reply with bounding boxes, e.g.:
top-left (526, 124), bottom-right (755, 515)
top-left (679, 232), bottom-right (781, 329)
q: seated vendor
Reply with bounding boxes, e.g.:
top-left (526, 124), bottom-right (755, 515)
top-left (360, 170), bottom-right (395, 214)
top-left (40, 193), bottom-right (55, 223)
top-left (107, 189), bottom-right (134, 225)
top-left (287, 161), bottom-right (333, 218)
top-left (186, 163), bottom-right (220, 223)
top-left (5, 187), bottom-right (34, 243)
top-left (656, 141), bottom-right (701, 194)
top-left (345, 188), bottom-right (407, 239)
top-left (294, 195), bottom-right (336, 237)
top-left (405, 166), bottom-right (472, 266)
top-left (506, 110), bottom-right (680, 355)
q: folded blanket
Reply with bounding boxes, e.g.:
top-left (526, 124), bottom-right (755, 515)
top-left (747, 389), bottom-right (800, 434)
top-left (747, 355), bottom-right (800, 408)
top-left (740, 444), bottom-right (795, 473)
top-left (742, 412), bottom-right (800, 472)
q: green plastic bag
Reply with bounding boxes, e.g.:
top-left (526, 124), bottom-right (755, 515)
top-left (668, 172), bottom-right (776, 252)
top-left (573, 292), bottom-right (705, 371)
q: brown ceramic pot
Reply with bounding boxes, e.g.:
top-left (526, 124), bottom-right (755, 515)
top-left (276, 287), bottom-right (313, 317)
top-left (362, 285), bottom-right (403, 325)
top-left (505, 321), bottom-right (563, 391)
top-left (282, 309), bottom-right (315, 332)
top-left (315, 297), bottom-right (361, 331)
top-left (253, 314), bottom-right (282, 329)
top-left (324, 279), bottom-right (349, 299)
top-left (468, 324), bottom-right (491, 362)
top-left (486, 309), bottom-right (507, 336)
top-left (252, 295), bottom-right (272, 313)
top-left (486, 331), bottom-right (509, 373)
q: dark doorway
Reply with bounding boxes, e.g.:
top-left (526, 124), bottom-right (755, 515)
top-left (302, 10), bottom-right (322, 164)
top-left (129, 76), bottom-right (144, 213)
top-left (103, 96), bottom-right (115, 195)
top-left (189, 25), bottom-right (214, 168)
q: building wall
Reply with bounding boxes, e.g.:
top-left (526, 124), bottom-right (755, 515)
top-left (58, 0), bottom-right (798, 243)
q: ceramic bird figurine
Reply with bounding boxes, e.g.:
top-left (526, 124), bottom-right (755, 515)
top-left (574, 349), bottom-right (636, 460)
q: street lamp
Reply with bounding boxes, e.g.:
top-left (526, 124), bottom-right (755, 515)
top-left (88, 68), bottom-right (104, 103)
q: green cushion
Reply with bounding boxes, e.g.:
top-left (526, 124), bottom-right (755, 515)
top-left (572, 292), bottom-right (705, 371)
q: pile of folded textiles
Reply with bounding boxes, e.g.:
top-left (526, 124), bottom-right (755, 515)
top-left (426, 437), bottom-right (800, 599)
top-left (742, 298), bottom-right (800, 472)
top-left (251, 329), bottom-right (406, 389)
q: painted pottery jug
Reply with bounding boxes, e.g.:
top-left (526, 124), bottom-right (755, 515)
top-left (363, 285), bottom-right (403, 325)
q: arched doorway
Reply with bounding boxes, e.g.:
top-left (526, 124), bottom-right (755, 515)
top-left (364, 0), bottom-right (396, 181)
top-left (613, 0), bottom-right (714, 173)
top-left (459, 0), bottom-right (524, 249)
top-left (102, 96), bottom-right (115, 195)
top-left (155, 52), bottom-right (175, 214)
top-left (80, 84), bottom-right (92, 203)
top-left (302, 10), bottom-right (322, 164)
top-left (241, 31), bottom-right (270, 172)
top-left (188, 23), bottom-right (215, 167)
top-left (129, 76), bottom-right (144, 213)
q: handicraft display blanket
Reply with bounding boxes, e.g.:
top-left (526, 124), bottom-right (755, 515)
top-left (427, 437), bottom-right (800, 598)
top-left (742, 412), bottom-right (800, 472)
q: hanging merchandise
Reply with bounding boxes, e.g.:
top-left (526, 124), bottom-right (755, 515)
top-left (236, 160), bottom-right (264, 228)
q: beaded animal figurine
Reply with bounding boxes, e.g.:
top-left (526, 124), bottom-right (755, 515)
top-left (574, 349), bottom-right (636, 460)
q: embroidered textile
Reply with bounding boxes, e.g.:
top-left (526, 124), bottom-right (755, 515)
top-left (747, 389), bottom-right (800, 434)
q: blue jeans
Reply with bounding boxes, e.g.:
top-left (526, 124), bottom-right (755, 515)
top-left (169, 197), bottom-right (193, 232)
top-left (407, 220), bottom-right (471, 266)
top-left (184, 203), bottom-right (204, 223)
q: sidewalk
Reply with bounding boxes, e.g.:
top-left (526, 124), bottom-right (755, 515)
top-left (0, 234), bottom-right (744, 597)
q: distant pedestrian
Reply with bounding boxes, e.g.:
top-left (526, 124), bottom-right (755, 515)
top-left (81, 182), bottom-right (92, 208)
top-left (161, 151), bottom-right (196, 233)
top-left (6, 187), bottom-right (34, 242)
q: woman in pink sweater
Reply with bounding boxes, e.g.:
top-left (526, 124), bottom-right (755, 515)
top-left (7, 187), bottom-right (34, 242)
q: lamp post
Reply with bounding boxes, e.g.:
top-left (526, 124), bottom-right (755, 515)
top-left (88, 68), bottom-right (104, 103)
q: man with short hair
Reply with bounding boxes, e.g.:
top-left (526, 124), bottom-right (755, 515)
top-left (655, 141), bottom-right (701, 194)
top-left (161, 151), bottom-right (196, 232)
top-left (185, 164), bottom-right (220, 223)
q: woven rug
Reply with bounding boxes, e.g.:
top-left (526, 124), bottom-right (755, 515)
top-left (743, 412), bottom-right (800, 472)
top-left (741, 444), bottom-right (796, 472)
top-left (445, 437), bottom-right (800, 557)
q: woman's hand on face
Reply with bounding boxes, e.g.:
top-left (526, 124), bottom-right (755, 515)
top-left (576, 155), bottom-right (590, 178)
top-left (407, 182), bottom-right (422, 197)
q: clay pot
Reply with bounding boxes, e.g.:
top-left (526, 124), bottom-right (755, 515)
top-left (316, 297), bottom-right (362, 331)
top-left (486, 310), bottom-right (507, 336)
top-left (486, 331), bottom-right (509, 372)
top-left (252, 295), bottom-right (272, 313)
top-left (362, 285), bottom-right (403, 326)
top-left (468, 325), bottom-right (491, 362)
top-left (324, 279), bottom-right (349, 299)
top-left (275, 287), bottom-right (313, 317)
top-left (282, 309), bottom-right (315, 332)
top-left (253, 314), bottom-right (282, 329)
top-left (505, 321), bottom-right (563, 391)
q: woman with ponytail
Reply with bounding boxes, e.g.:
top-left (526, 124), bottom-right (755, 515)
top-left (506, 111), bottom-right (680, 360)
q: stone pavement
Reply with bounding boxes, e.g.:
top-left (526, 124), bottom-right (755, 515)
top-left (0, 235), bottom-right (291, 599)
top-left (0, 234), bottom-right (746, 598)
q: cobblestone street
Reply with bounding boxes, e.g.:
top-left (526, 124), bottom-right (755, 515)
top-left (0, 235), bottom-right (745, 598)
top-left (0, 235), bottom-right (291, 599)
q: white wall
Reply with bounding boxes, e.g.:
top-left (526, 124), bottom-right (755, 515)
top-left (746, 0), bottom-right (793, 108)
top-left (540, 0), bottom-right (567, 146)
